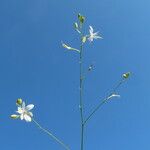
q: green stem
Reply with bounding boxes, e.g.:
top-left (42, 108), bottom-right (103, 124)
top-left (113, 78), bottom-right (125, 93)
top-left (32, 119), bottom-right (70, 150)
top-left (84, 78), bottom-right (126, 125)
top-left (84, 99), bottom-right (107, 125)
top-left (81, 124), bottom-right (84, 150)
top-left (79, 37), bottom-right (84, 150)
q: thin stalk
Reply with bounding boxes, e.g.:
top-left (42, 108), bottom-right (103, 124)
top-left (84, 78), bottom-right (126, 125)
top-left (32, 119), bottom-right (70, 150)
top-left (79, 35), bottom-right (84, 150)
top-left (84, 99), bottom-right (107, 125)
top-left (113, 78), bottom-right (125, 93)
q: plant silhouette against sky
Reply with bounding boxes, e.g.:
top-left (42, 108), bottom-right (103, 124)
top-left (11, 13), bottom-right (130, 150)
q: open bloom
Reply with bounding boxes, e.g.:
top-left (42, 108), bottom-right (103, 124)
top-left (88, 26), bottom-right (102, 42)
top-left (17, 101), bottom-right (34, 122)
top-left (11, 101), bottom-right (34, 122)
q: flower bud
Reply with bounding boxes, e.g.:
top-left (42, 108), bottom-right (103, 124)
top-left (62, 43), bottom-right (72, 50)
top-left (16, 98), bottom-right (22, 105)
top-left (62, 42), bottom-right (80, 53)
top-left (11, 114), bottom-right (19, 119)
top-left (78, 13), bottom-right (85, 24)
top-left (82, 36), bottom-right (87, 43)
top-left (74, 22), bottom-right (78, 29)
top-left (122, 72), bottom-right (130, 79)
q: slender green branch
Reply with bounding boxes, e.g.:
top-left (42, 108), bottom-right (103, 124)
top-left (113, 78), bottom-right (125, 93)
top-left (79, 37), bottom-right (84, 150)
top-left (78, 19), bottom-right (85, 149)
top-left (84, 98), bottom-right (107, 125)
top-left (84, 78), bottom-right (126, 125)
top-left (32, 119), bottom-right (70, 150)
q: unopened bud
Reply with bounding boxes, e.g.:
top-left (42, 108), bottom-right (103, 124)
top-left (82, 36), bottom-right (87, 43)
top-left (11, 114), bottom-right (19, 119)
top-left (122, 72), bottom-right (130, 79)
top-left (78, 13), bottom-right (85, 24)
top-left (62, 43), bottom-right (72, 50)
top-left (74, 22), bottom-right (78, 29)
top-left (16, 98), bottom-right (22, 105)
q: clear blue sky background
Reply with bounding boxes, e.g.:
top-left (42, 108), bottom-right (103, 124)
top-left (0, 0), bottom-right (150, 150)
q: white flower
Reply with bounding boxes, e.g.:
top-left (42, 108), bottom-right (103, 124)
top-left (16, 101), bottom-right (34, 122)
top-left (88, 26), bottom-right (102, 42)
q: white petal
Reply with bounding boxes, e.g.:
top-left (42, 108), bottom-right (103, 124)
top-left (94, 35), bottom-right (102, 39)
top-left (24, 114), bottom-right (32, 122)
top-left (22, 101), bottom-right (26, 108)
top-left (28, 112), bottom-right (33, 117)
top-left (88, 37), bottom-right (93, 42)
top-left (20, 114), bottom-right (24, 120)
top-left (93, 32), bottom-right (99, 36)
top-left (89, 26), bottom-right (93, 33)
top-left (25, 104), bottom-right (34, 111)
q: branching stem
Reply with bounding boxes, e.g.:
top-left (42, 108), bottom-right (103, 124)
top-left (78, 18), bottom-right (127, 150)
top-left (84, 78), bottom-right (126, 125)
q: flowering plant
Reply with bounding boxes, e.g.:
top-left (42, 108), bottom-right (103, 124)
top-left (11, 13), bottom-right (130, 150)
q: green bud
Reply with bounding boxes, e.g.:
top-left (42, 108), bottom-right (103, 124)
top-left (16, 98), bottom-right (22, 105)
top-left (74, 22), bottom-right (78, 29)
top-left (62, 42), bottom-right (80, 53)
top-left (122, 72), bottom-right (131, 79)
top-left (11, 114), bottom-right (19, 119)
top-left (78, 13), bottom-right (85, 24)
top-left (62, 43), bottom-right (72, 50)
top-left (82, 36), bottom-right (87, 43)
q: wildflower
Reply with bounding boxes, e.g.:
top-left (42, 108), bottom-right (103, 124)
top-left (11, 101), bottom-right (34, 122)
top-left (88, 26), bottom-right (102, 42)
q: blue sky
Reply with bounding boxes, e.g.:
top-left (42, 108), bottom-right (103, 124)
top-left (0, 0), bottom-right (150, 150)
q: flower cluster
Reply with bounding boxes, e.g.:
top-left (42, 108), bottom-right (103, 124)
top-left (11, 99), bottom-right (34, 122)
top-left (62, 14), bottom-right (103, 53)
